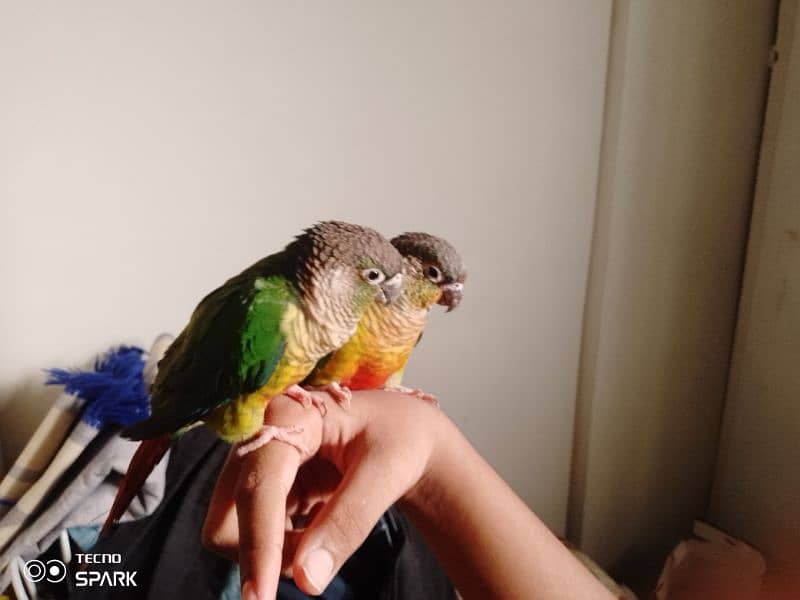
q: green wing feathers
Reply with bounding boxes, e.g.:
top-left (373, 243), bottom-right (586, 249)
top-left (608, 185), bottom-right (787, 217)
top-left (238, 278), bottom-right (292, 391)
top-left (122, 273), bottom-right (295, 440)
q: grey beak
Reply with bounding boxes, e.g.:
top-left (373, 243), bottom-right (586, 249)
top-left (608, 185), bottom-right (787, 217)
top-left (379, 273), bottom-right (403, 305)
top-left (438, 282), bottom-right (464, 312)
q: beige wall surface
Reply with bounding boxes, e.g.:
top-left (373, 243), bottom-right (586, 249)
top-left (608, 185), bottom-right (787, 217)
top-left (569, 0), bottom-right (776, 572)
top-left (0, 1), bottom-right (611, 530)
top-left (709, 2), bottom-right (800, 596)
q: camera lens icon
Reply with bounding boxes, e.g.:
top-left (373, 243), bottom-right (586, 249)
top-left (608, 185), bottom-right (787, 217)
top-left (22, 559), bottom-right (45, 583)
top-left (22, 558), bottom-right (67, 583)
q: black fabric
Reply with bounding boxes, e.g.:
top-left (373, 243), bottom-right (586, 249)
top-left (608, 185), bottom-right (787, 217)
top-left (63, 428), bottom-right (455, 600)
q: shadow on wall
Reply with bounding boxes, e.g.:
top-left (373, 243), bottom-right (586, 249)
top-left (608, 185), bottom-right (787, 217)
top-left (569, 0), bottom-right (775, 588)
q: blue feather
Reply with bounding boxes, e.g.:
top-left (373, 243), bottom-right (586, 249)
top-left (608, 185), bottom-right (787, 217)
top-left (46, 346), bottom-right (151, 429)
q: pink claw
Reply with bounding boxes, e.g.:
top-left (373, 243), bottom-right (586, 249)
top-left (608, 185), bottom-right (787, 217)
top-left (304, 382), bottom-right (352, 410)
top-left (284, 384), bottom-right (328, 416)
top-left (236, 424), bottom-right (308, 457)
top-left (383, 385), bottom-right (439, 408)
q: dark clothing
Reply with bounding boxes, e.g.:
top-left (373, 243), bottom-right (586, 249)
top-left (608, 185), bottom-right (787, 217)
top-left (60, 428), bottom-right (455, 600)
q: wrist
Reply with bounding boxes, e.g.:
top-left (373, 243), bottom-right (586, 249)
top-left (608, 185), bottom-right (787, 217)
top-left (399, 410), bottom-right (462, 523)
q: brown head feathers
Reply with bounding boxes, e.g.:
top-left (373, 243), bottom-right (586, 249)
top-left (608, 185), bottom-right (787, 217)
top-left (288, 221), bottom-right (403, 297)
top-left (391, 232), bottom-right (466, 284)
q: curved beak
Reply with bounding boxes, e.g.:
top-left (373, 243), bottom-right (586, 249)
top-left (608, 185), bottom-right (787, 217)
top-left (438, 282), bottom-right (464, 312)
top-left (378, 273), bottom-right (403, 305)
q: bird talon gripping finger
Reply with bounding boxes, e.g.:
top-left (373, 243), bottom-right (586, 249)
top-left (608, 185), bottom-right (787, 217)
top-left (236, 424), bottom-right (308, 457)
top-left (284, 384), bottom-right (328, 416)
top-left (384, 385), bottom-right (439, 408)
top-left (303, 382), bottom-right (352, 409)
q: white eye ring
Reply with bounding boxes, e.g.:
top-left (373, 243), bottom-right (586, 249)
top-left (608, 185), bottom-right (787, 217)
top-left (425, 265), bottom-right (444, 283)
top-left (362, 268), bottom-right (386, 285)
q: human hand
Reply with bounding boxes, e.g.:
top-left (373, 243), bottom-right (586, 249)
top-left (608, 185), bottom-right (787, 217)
top-left (202, 389), bottom-right (444, 599)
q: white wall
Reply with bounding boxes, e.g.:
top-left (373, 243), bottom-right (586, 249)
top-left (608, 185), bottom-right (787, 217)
top-left (0, 1), bottom-right (611, 531)
top-left (568, 0), bottom-right (776, 573)
top-left (709, 2), bottom-right (800, 596)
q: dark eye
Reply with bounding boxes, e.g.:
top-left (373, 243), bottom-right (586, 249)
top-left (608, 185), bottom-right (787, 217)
top-left (361, 268), bottom-right (386, 284)
top-left (426, 265), bottom-right (443, 283)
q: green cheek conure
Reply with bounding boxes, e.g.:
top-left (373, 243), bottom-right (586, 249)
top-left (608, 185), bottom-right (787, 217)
top-left (102, 221), bottom-right (403, 533)
top-left (305, 232), bottom-right (465, 404)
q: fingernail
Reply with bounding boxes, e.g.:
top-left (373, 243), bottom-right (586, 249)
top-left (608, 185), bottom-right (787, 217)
top-left (242, 580), bottom-right (259, 600)
top-left (303, 547), bottom-right (334, 593)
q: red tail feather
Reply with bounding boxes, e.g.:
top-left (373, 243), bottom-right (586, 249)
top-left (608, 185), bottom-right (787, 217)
top-left (101, 435), bottom-right (171, 535)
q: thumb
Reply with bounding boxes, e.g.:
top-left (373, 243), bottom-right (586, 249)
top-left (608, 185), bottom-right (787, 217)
top-left (292, 453), bottom-right (408, 594)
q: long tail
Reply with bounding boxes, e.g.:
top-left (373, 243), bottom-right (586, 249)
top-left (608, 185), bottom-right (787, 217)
top-left (101, 435), bottom-right (171, 535)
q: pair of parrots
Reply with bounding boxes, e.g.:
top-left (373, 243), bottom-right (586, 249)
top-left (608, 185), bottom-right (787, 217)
top-left (103, 221), bottom-right (466, 532)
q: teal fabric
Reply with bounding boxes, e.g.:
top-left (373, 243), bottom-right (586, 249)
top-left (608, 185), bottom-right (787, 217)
top-left (68, 525), bottom-right (100, 550)
top-left (219, 564), bottom-right (241, 600)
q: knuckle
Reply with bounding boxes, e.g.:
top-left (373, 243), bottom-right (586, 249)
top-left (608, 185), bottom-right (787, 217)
top-left (243, 538), bottom-right (284, 559)
top-left (234, 469), bottom-right (264, 504)
top-left (235, 465), bottom-right (294, 506)
top-left (201, 523), bottom-right (232, 554)
top-left (327, 501), bottom-right (369, 548)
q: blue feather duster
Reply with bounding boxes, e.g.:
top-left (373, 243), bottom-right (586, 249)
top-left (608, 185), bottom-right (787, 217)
top-left (46, 346), bottom-right (150, 429)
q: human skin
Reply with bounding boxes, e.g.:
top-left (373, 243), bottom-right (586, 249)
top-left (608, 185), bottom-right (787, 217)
top-left (202, 391), bottom-right (613, 599)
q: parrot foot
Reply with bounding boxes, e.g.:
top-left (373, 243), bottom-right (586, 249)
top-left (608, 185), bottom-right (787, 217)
top-left (236, 424), bottom-right (308, 457)
top-left (383, 385), bottom-right (439, 408)
top-left (303, 382), bottom-right (352, 410)
top-left (284, 384), bottom-right (329, 416)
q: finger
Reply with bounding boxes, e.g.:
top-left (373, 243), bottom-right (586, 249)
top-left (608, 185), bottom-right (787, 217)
top-left (236, 440), bottom-right (301, 600)
top-left (281, 529), bottom-right (304, 576)
top-left (203, 441), bottom-right (333, 562)
top-left (202, 448), bottom-right (245, 562)
top-left (292, 451), bottom-right (413, 595)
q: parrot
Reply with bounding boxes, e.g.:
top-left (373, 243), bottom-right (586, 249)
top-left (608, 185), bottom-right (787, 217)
top-left (304, 232), bottom-right (465, 403)
top-left (102, 221), bottom-right (404, 533)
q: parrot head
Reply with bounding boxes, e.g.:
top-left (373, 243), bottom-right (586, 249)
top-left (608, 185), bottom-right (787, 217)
top-left (292, 221), bottom-right (404, 316)
top-left (391, 232), bottom-right (466, 312)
